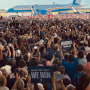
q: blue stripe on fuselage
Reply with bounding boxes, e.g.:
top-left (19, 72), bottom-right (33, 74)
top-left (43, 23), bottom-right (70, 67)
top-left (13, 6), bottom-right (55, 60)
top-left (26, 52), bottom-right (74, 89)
top-left (52, 8), bottom-right (71, 12)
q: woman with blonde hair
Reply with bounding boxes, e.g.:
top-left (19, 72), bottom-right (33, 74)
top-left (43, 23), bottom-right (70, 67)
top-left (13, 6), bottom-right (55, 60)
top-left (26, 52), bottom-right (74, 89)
top-left (0, 75), bottom-right (9, 90)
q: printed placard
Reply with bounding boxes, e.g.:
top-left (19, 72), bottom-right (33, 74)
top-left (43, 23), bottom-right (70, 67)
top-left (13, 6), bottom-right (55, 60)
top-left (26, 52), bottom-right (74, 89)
top-left (28, 66), bottom-right (53, 83)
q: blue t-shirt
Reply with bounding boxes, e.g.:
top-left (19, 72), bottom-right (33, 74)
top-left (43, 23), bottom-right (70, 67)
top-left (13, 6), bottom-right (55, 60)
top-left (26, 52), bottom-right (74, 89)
top-left (7, 56), bottom-right (10, 61)
top-left (49, 84), bottom-right (52, 90)
top-left (62, 58), bottom-right (78, 81)
top-left (73, 72), bottom-right (83, 85)
top-left (41, 31), bottom-right (45, 35)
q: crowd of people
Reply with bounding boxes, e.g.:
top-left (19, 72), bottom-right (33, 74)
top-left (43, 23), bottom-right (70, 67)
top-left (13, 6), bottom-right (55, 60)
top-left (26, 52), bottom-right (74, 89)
top-left (0, 16), bottom-right (90, 90)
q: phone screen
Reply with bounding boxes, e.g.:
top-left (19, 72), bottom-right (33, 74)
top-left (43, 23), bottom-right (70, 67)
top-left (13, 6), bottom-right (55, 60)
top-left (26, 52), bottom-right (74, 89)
top-left (34, 46), bottom-right (38, 49)
top-left (57, 75), bottom-right (61, 81)
top-left (64, 30), bottom-right (66, 33)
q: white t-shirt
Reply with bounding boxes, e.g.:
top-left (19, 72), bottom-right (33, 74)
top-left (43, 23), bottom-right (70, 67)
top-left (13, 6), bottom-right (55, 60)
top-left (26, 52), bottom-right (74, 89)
top-left (0, 86), bottom-right (9, 90)
top-left (85, 46), bottom-right (90, 54)
top-left (78, 58), bottom-right (87, 65)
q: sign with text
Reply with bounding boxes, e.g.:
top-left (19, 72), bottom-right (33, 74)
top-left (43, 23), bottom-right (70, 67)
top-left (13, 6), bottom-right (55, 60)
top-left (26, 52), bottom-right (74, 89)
top-left (60, 40), bottom-right (73, 52)
top-left (28, 66), bottom-right (53, 83)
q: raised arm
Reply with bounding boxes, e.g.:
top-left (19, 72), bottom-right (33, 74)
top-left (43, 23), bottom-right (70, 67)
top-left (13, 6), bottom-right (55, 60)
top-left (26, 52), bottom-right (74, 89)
top-left (73, 41), bottom-right (77, 58)
top-left (50, 55), bottom-right (55, 66)
top-left (30, 48), bottom-right (34, 60)
top-left (11, 44), bottom-right (15, 58)
top-left (59, 45), bottom-right (64, 60)
top-left (26, 75), bottom-right (31, 90)
top-left (7, 46), bottom-right (11, 57)
top-left (47, 36), bottom-right (54, 48)
top-left (26, 40), bottom-right (31, 52)
top-left (61, 79), bottom-right (66, 90)
top-left (52, 74), bottom-right (56, 90)
top-left (14, 41), bottom-right (19, 49)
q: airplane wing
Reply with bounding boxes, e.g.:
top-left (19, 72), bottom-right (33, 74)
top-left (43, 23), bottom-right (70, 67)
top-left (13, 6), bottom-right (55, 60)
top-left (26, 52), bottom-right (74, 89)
top-left (46, 3), bottom-right (72, 11)
top-left (46, 3), bottom-right (86, 12)
top-left (46, 6), bottom-right (70, 11)
top-left (75, 5), bottom-right (87, 9)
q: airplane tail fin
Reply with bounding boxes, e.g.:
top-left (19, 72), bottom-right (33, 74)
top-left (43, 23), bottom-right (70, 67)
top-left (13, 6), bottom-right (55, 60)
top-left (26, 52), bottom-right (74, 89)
top-left (73, 0), bottom-right (81, 5)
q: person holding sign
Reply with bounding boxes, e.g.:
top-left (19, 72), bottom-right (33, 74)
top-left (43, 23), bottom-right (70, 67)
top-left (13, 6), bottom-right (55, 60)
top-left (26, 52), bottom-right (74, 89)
top-left (60, 41), bottom-right (78, 82)
top-left (60, 40), bottom-right (73, 53)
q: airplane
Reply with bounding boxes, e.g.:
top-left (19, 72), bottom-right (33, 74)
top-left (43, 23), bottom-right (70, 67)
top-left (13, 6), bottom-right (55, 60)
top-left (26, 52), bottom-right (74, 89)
top-left (7, 0), bottom-right (86, 15)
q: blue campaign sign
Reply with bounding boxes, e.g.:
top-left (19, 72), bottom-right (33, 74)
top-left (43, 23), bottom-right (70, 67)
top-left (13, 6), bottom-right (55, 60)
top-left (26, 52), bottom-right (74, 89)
top-left (28, 66), bottom-right (53, 83)
top-left (60, 40), bottom-right (73, 51)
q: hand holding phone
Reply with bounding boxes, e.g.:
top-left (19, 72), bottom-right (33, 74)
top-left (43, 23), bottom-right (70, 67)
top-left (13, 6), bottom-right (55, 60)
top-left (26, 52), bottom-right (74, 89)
top-left (57, 75), bottom-right (61, 81)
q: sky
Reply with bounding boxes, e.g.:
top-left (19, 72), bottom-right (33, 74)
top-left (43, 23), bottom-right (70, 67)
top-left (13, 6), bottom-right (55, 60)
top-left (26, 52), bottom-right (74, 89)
top-left (0, 0), bottom-right (90, 9)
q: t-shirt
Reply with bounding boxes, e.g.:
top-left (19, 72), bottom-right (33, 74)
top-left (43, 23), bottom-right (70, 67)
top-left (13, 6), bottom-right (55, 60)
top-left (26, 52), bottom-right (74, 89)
top-left (0, 86), bottom-right (9, 90)
top-left (73, 72), bottom-right (83, 85)
top-left (49, 84), bottom-right (52, 90)
top-left (78, 58), bottom-right (87, 65)
top-left (46, 48), bottom-right (54, 60)
top-left (62, 58), bottom-right (78, 81)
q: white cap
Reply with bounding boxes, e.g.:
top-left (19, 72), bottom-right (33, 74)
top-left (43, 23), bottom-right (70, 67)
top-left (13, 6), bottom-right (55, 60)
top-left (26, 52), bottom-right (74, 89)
top-left (87, 36), bottom-right (90, 40)
top-left (16, 50), bottom-right (21, 57)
